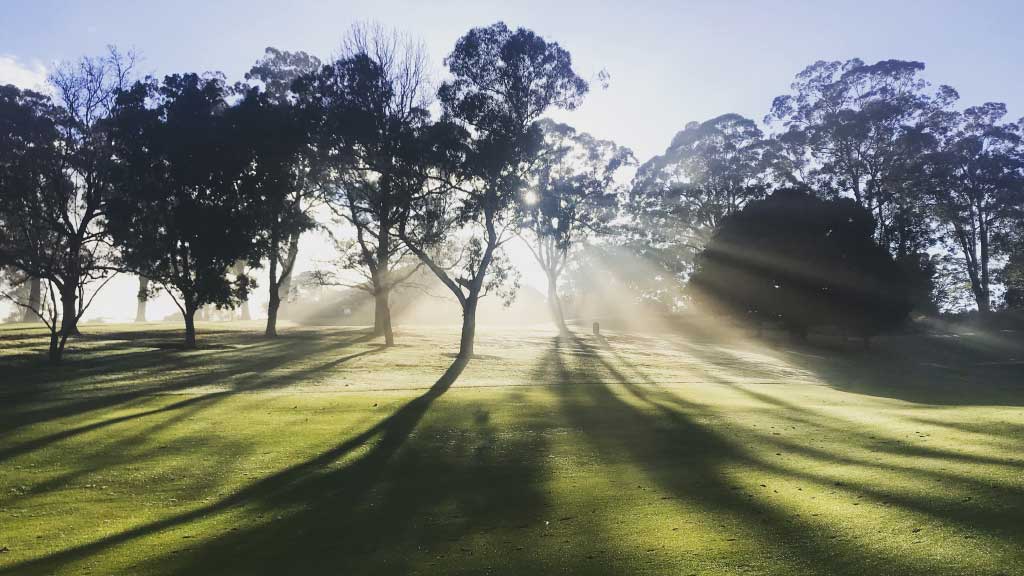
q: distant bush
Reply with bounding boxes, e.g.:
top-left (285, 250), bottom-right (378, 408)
top-left (689, 189), bottom-right (912, 342)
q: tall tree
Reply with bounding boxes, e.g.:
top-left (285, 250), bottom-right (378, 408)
top-left (398, 22), bottom-right (588, 359)
top-left (625, 113), bottom-right (768, 307)
top-left (298, 24), bottom-right (431, 346)
top-left (521, 119), bottom-right (633, 332)
top-left (46, 47), bottom-right (137, 335)
top-left (767, 59), bottom-right (955, 260)
top-left (0, 84), bottom-right (117, 361)
top-left (922, 104), bottom-right (1024, 313)
top-left (106, 74), bottom-right (258, 347)
top-left (243, 47), bottom-right (322, 334)
top-left (230, 82), bottom-right (316, 336)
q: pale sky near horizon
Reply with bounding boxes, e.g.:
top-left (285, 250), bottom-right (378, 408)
top-left (2, 0), bottom-right (1022, 322)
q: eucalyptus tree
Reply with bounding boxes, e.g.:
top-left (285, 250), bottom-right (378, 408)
top-left (922, 104), bottom-right (1024, 314)
top-left (521, 119), bottom-right (633, 332)
top-left (766, 59), bottom-right (956, 260)
top-left (230, 81), bottom-right (316, 336)
top-left (625, 114), bottom-right (768, 306)
top-left (106, 74), bottom-right (259, 347)
top-left (297, 24), bottom-right (431, 346)
top-left (397, 22), bottom-right (589, 359)
top-left (243, 47), bottom-right (322, 330)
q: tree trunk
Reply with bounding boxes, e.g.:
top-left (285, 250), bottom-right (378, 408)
top-left (266, 289), bottom-right (280, 338)
top-left (275, 233), bottom-right (301, 316)
top-left (374, 288), bottom-right (394, 346)
top-left (978, 208), bottom-right (991, 315)
top-left (48, 332), bottom-right (62, 363)
top-left (458, 296), bottom-right (478, 360)
top-left (135, 277), bottom-right (149, 322)
top-left (266, 243), bottom-right (280, 337)
top-left (183, 307), bottom-right (197, 348)
top-left (23, 277), bottom-right (41, 322)
top-left (60, 287), bottom-right (80, 336)
top-left (546, 273), bottom-right (568, 334)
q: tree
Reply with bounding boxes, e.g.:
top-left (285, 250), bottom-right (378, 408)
top-left (520, 119), bottom-right (633, 332)
top-left (0, 83), bottom-right (117, 361)
top-left (767, 59), bottom-right (953, 260)
top-left (922, 103), bottom-right (1024, 314)
top-left (298, 24), bottom-right (431, 346)
top-left (0, 49), bottom-right (134, 355)
top-left (46, 47), bottom-right (137, 335)
top-left (230, 81), bottom-right (316, 336)
top-left (625, 113), bottom-right (768, 307)
top-left (242, 47), bottom-right (322, 336)
top-left (690, 189), bottom-right (911, 344)
top-left (106, 74), bottom-right (258, 347)
top-left (398, 22), bottom-right (588, 359)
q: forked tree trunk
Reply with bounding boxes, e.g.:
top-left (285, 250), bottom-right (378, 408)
top-left (135, 277), bottom-right (149, 322)
top-left (546, 273), bottom-right (568, 334)
top-left (47, 331), bottom-right (67, 363)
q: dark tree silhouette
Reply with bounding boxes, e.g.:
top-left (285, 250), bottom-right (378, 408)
top-left (230, 80), bottom-right (316, 337)
top-left (46, 48), bottom-right (137, 335)
top-left (297, 24), bottom-right (431, 346)
top-left (399, 22), bottom-right (589, 359)
top-left (242, 47), bottom-right (322, 335)
top-left (106, 74), bottom-right (258, 347)
top-left (0, 83), bottom-right (117, 361)
top-left (521, 119), bottom-right (633, 332)
top-left (690, 189), bottom-right (912, 344)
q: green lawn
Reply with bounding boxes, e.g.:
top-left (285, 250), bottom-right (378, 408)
top-left (0, 319), bottom-right (1022, 575)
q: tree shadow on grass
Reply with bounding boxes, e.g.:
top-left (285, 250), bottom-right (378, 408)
top-left (657, 314), bottom-right (1024, 407)
top-left (543, 332), bottom-right (1024, 575)
top-left (0, 328), bottom-right (381, 438)
top-left (0, 355), bottom-right (569, 575)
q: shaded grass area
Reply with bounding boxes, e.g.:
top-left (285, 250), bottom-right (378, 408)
top-left (0, 320), bottom-right (1022, 575)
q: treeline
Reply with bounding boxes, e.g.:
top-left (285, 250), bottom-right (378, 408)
top-left (1, 23), bottom-right (1023, 363)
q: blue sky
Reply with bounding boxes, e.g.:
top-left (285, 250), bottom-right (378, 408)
top-left (3, 0), bottom-right (1022, 160)
top-left (2, 0), bottom-right (1022, 321)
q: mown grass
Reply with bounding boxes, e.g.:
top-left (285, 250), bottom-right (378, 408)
top-left (0, 319), bottom-right (1022, 575)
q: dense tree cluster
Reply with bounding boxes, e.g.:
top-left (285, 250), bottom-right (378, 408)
top-left (2, 29), bottom-right (1022, 362)
top-left (630, 58), bottom-right (1024, 315)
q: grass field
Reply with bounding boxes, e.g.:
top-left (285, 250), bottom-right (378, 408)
top-left (0, 319), bottom-right (1022, 575)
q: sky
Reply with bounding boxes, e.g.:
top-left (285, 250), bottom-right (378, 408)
top-left (2, 0), bottom-right (1023, 322)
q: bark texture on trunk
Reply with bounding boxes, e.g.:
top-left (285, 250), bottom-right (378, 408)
top-left (60, 288), bottom-right (80, 336)
top-left (458, 297), bottom-right (478, 360)
top-left (135, 277), bottom-right (149, 322)
top-left (374, 289), bottom-right (394, 346)
top-left (183, 307), bottom-right (197, 348)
